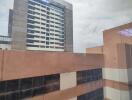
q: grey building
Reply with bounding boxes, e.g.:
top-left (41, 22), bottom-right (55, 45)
top-left (9, 0), bottom-right (73, 52)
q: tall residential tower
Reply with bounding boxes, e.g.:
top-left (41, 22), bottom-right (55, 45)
top-left (9, 0), bottom-right (73, 52)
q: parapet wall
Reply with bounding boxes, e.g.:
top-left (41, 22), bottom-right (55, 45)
top-left (0, 50), bottom-right (104, 81)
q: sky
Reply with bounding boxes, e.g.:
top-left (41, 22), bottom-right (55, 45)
top-left (0, 0), bottom-right (132, 53)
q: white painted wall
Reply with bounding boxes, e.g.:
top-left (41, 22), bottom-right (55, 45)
top-left (104, 87), bottom-right (131, 100)
top-left (60, 72), bottom-right (77, 100)
top-left (103, 68), bottom-right (132, 83)
top-left (0, 44), bottom-right (11, 50)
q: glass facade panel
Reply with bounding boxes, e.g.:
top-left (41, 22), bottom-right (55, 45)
top-left (77, 69), bottom-right (102, 85)
top-left (77, 88), bottom-right (104, 100)
top-left (0, 74), bottom-right (60, 100)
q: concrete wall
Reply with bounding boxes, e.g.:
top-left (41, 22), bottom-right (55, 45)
top-left (0, 50), bottom-right (103, 81)
top-left (64, 8), bottom-right (73, 52)
top-left (104, 87), bottom-right (131, 100)
top-left (86, 46), bottom-right (103, 54)
top-left (103, 68), bottom-right (132, 83)
top-left (8, 9), bottom-right (13, 37)
top-left (11, 0), bottom-right (28, 50)
top-left (0, 44), bottom-right (11, 50)
top-left (60, 72), bottom-right (77, 100)
top-left (103, 23), bottom-right (132, 100)
top-left (60, 72), bottom-right (77, 90)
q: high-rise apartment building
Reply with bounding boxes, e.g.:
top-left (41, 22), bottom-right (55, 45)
top-left (9, 0), bottom-right (73, 52)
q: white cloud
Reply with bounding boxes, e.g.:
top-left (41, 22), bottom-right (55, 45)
top-left (65, 0), bottom-right (132, 53)
top-left (0, 0), bottom-right (14, 35)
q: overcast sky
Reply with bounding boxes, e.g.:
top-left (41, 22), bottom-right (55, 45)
top-left (0, 0), bottom-right (132, 52)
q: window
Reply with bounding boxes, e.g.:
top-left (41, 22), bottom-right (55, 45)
top-left (27, 34), bottom-right (35, 38)
top-left (0, 82), bottom-right (5, 93)
top-left (32, 87), bottom-right (45, 96)
top-left (28, 1), bottom-right (40, 6)
top-left (6, 80), bottom-right (19, 92)
top-left (0, 95), bottom-right (5, 100)
top-left (41, 18), bottom-right (46, 21)
top-left (20, 89), bottom-right (32, 99)
top-left (0, 74), bottom-right (60, 99)
top-left (41, 36), bottom-right (45, 39)
top-left (77, 88), bottom-right (103, 100)
top-left (28, 5), bottom-right (35, 10)
top-left (20, 78), bottom-right (32, 90)
top-left (41, 10), bottom-right (46, 13)
top-left (27, 44), bottom-right (39, 47)
top-left (47, 8), bottom-right (50, 10)
top-left (33, 76), bottom-right (44, 87)
top-left (28, 20), bottom-right (40, 24)
top-left (45, 74), bottom-right (60, 93)
top-left (46, 42), bottom-right (49, 45)
top-left (28, 10), bottom-right (35, 15)
top-left (77, 69), bottom-right (102, 85)
top-left (46, 20), bottom-right (49, 23)
top-left (46, 33), bottom-right (49, 36)
top-left (46, 24), bottom-right (49, 27)
top-left (27, 29), bottom-right (34, 33)
top-left (41, 23), bottom-right (46, 25)
top-left (41, 32), bottom-right (45, 34)
top-left (27, 24), bottom-right (34, 29)
top-left (6, 92), bottom-right (20, 100)
top-left (27, 40), bottom-right (34, 43)
top-left (46, 37), bottom-right (49, 40)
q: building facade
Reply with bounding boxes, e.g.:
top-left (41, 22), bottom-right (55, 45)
top-left (0, 50), bottom-right (104, 100)
top-left (0, 36), bottom-right (11, 50)
top-left (0, 23), bottom-right (131, 100)
top-left (9, 0), bottom-right (73, 52)
top-left (87, 22), bottom-right (132, 100)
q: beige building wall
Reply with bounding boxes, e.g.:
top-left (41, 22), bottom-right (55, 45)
top-left (104, 87), bottom-right (131, 100)
top-left (69, 97), bottom-right (77, 100)
top-left (103, 23), bottom-right (132, 100)
top-left (0, 44), bottom-right (11, 50)
top-left (103, 68), bottom-right (132, 83)
top-left (86, 46), bottom-right (103, 54)
top-left (60, 72), bottom-right (77, 100)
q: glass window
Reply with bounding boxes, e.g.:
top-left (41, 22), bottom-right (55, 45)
top-left (6, 92), bottom-right (20, 100)
top-left (33, 76), bottom-right (44, 87)
top-left (77, 88), bottom-right (103, 100)
top-left (6, 80), bottom-right (19, 92)
top-left (0, 74), bottom-right (60, 99)
top-left (0, 82), bottom-right (5, 93)
top-left (77, 69), bottom-right (102, 85)
top-left (20, 78), bottom-right (32, 90)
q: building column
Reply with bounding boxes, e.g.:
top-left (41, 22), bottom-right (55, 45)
top-left (60, 72), bottom-right (77, 100)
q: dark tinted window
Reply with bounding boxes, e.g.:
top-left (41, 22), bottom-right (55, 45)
top-left (20, 78), bottom-right (32, 90)
top-left (6, 80), bottom-right (19, 92)
top-left (6, 92), bottom-right (20, 100)
top-left (0, 82), bottom-right (6, 93)
top-left (77, 88), bottom-right (103, 100)
top-left (77, 69), bottom-right (102, 85)
top-left (0, 74), bottom-right (60, 99)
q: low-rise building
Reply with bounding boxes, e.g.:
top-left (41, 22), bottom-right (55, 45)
top-left (0, 23), bottom-right (131, 100)
top-left (0, 35), bottom-right (11, 50)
